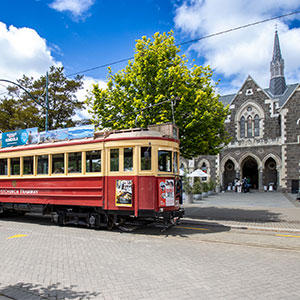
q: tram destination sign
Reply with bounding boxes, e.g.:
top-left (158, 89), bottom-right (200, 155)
top-left (1, 128), bottom-right (38, 148)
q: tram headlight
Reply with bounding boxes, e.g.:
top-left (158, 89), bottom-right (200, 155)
top-left (159, 208), bottom-right (164, 213)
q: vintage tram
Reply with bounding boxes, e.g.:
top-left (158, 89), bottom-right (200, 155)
top-left (0, 123), bottom-right (183, 229)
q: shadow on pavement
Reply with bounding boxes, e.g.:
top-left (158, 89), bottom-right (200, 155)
top-left (118, 221), bottom-right (231, 238)
top-left (184, 206), bottom-right (282, 223)
top-left (0, 282), bottom-right (101, 300)
top-left (0, 213), bottom-right (54, 226)
top-left (0, 213), bottom-right (231, 236)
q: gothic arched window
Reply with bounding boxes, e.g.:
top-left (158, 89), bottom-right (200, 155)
top-left (201, 162), bottom-right (207, 173)
top-left (240, 116), bottom-right (245, 138)
top-left (247, 116), bottom-right (252, 138)
top-left (254, 114), bottom-right (260, 136)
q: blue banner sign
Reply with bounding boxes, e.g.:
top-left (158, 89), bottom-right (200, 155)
top-left (1, 128), bottom-right (39, 148)
top-left (0, 125), bottom-right (94, 148)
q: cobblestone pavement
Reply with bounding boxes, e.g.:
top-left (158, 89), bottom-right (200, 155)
top-left (184, 192), bottom-right (300, 232)
top-left (1, 214), bottom-right (300, 300)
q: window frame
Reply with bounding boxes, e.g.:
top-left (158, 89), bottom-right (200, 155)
top-left (240, 116), bottom-right (245, 138)
top-left (67, 151), bottom-right (83, 174)
top-left (123, 147), bottom-right (134, 172)
top-left (254, 114), bottom-right (260, 137)
top-left (140, 146), bottom-right (152, 172)
top-left (23, 156), bottom-right (34, 176)
top-left (247, 116), bottom-right (253, 138)
top-left (37, 154), bottom-right (49, 176)
top-left (10, 157), bottom-right (21, 176)
top-left (110, 148), bottom-right (120, 172)
top-left (0, 158), bottom-right (8, 176)
top-left (158, 150), bottom-right (173, 173)
top-left (85, 150), bottom-right (102, 174)
top-left (51, 153), bottom-right (65, 175)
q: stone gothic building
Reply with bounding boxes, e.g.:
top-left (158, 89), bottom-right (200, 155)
top-left (181, 31), bottom-right (300, 192)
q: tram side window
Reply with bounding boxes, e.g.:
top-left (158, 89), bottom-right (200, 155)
top-left (52, 154), bottom-right (64, 174)
top-left (110, 149), bottom-right (119, 171)
top-left (173, 152), bottom-right (178, 173)
top-left (11, 158), bottom-right (20, 175)
top-left (86, 150), bottom-right (101, 172)
top-left (23, 156), bottom-right (33, 175)
top-left (158, 150), bottom-right (172, 172)
top-left (0, 159), bottom-right (8, 175)
top-left (141, 147), bottom-right (151, 170)
top-left (68, 152), bottom-right (82, 173)
top-left (37, 155), bottom-right (48, 175)
top-left (124, 148), bottom-right (133, 171)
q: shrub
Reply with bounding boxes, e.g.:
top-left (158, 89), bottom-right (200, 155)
top-left (192, 179), bottom-right (203, 194)
top-left (202, 181), bottom-right (209, 193)
top-left (182, 171), bottom-right (192, 194)
top-left (208, 180), bottom-right (216, 192)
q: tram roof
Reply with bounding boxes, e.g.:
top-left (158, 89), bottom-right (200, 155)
top-left (0, 124), bottom-right (179, 153)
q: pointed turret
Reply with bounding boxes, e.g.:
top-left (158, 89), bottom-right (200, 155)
top-left (269, 30), bottom-right (286, 96)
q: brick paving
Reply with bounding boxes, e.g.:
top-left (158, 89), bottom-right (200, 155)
top-left (183, 192), bottom-right (300, 232)
top-left (0, 212), bottom-right (300, 299)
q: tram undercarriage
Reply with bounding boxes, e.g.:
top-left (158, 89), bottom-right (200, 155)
top-left (0, 202), bottom-right (184, 231)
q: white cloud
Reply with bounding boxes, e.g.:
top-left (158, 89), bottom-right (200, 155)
top-left (49, 0), bottom-right (95, 17)
top-left (174, 0), bottom-right (300, 92)
top-left (74, 77), bottom-right (107, 120)
top-left (0, 22), bottom-right (59, 85)
top-left (0, 21), bottom-right (101, 122)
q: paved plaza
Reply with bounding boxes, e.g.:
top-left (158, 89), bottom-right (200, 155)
top-left (184, 191), bottom-right (300, 231)
top-left (0, 192), bottom-right (300, 300)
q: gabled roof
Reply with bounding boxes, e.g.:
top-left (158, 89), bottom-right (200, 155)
top-left (219, 93), bottom-right (235, 106)
top-left (219, 83), bottom-right (298, 108)
top-left (264, 83), bottom-right (298, 106)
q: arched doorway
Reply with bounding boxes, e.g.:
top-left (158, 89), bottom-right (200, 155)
top-left (242, 157), bottom-right (258, 189)
top-left (263, 157), bottom-right (277, 190)
top-left (223, 160), bottom-right (236, 188)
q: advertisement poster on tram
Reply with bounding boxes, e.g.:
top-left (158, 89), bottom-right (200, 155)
top-left (158, 179), bottom-right (175, 207)
top-left (1, 128), bottom-right (38, 148)
top-left (116, 180), bottom-right (133, 207)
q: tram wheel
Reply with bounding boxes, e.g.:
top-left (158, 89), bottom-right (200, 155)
top-left (57, 212), bottom-right (65, 226)
top-left (107, 216), bottom-right (114, 230)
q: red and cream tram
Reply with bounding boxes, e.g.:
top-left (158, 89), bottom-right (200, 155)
top-left (0, 124), bottom-right (183, 229)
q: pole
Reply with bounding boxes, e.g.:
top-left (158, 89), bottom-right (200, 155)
top-left (171, 99), bottom-right (175, 124)
top-left (45, 72), bottom-right (49, 131)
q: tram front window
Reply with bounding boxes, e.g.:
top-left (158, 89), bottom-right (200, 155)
top-left (173, 152), bottom-right (178, 173)
top-left (158, 150), bottom-right (172, 172)
top-left (141, 147), bottom-right (151, 170)
top-left (110, 149), bottom-right (119, 172)
top-left (124, 148), bottom-right (133, 171)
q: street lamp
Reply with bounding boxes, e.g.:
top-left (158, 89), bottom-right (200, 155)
top-left (0, 72), bottom-right (49, 131)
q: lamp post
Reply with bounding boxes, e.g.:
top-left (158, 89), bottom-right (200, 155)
top-left (0, 72), bottom-right (49, 131)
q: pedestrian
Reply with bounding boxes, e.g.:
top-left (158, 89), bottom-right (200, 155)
top-left (237, 179), bottom-right (242, 193)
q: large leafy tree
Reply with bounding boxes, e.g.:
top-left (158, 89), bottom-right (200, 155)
top-left (0, 66), bottom-right (84, 131)
top-left (87, 32), bottom-right (230, 158)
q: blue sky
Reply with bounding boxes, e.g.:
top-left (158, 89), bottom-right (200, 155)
top-left (1, 0), bottom-right (300, 118)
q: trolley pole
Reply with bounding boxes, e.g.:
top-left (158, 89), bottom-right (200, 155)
top-left (45, 72), bottom-right (49, 131)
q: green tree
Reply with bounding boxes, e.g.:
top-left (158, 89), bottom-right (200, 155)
top-left (0, 66), bottom-right (84, 131)
top-left (87, 32), bottom-right (230, 158)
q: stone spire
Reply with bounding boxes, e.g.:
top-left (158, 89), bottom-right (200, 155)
top-left (269, 30), bottom-right (286, 96)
